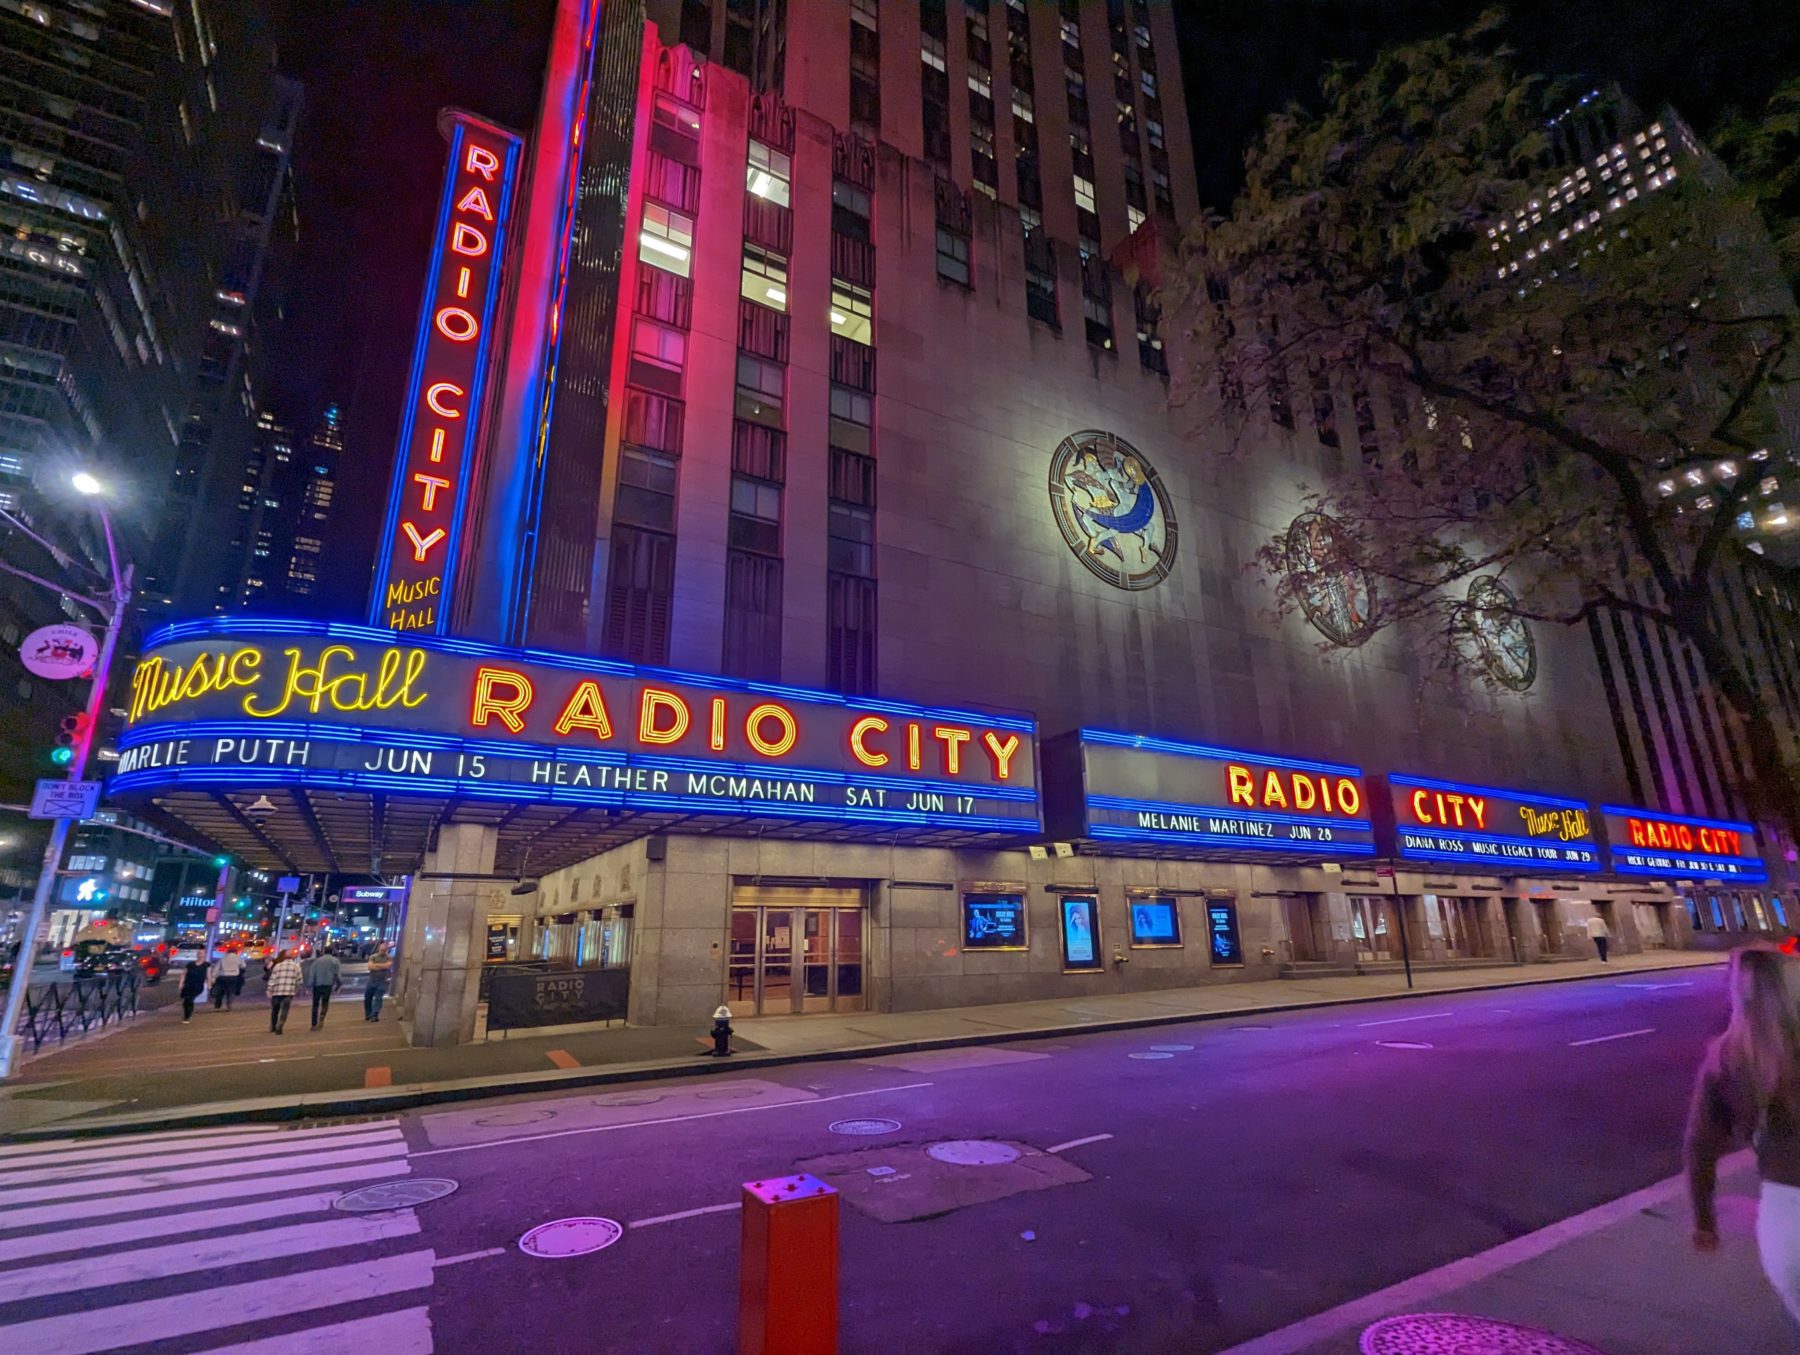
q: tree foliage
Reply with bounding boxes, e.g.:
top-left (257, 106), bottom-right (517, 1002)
top-left (1167, 17), bottom-right (1800, 831)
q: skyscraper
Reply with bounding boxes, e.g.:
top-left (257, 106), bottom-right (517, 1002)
top-left (226, 402), bottom-right (340, 612)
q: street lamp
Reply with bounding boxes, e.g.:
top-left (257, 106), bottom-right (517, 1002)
top-left (0, 473), bottom-right (133, 1078)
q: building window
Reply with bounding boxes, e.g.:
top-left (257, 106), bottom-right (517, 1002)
top-left (615, 446), bottom-right (678, 532)
top-left (830, 447), bottom-right (876, 509)
top-left (1024, 231), bottom-right (1059, 328)
top-left (621, 387), bottom-right (685, 455)
top-left (830, 283), bottom-right (873, 345)
top-left (603, 526), bottom-right (675, 665)
top-left (827, 573), bottom-right (877, 695)
top-left (729, 474), bottom-right (782, 556)
top-left (851, 72), bottom-right (881, 129)
top-left (1073, 174), bottom-right (1097, 215)
top-left (747, 141), bottom-right (791, 208)
top-left (724, 551), bottom-right (783, 680)
top-left (735, 353), bottom-right (785, 426)
top-left (1310, 363), bottom-right (1339, 448)
top-left (631, 319), bottom-right (686, 376)
top-left (936, 228), bottom-right (970, 286)
top-left (639, 203), bottom-right (694, 277)
top-left (828, 501), bottom-right (875, 577)
top-left (741, 245), bottom-right (789, 311)
top-left (829, 383), bottom-right (873, 454)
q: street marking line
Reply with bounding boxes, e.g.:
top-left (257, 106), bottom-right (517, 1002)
top-left (190, 1305), bottom-right (432, 1355)
top-left (0, 1248), bottom-right (436, 1354)
top-left (0, 1160), bottom-right (410, 1233)
top-left (631, 1202), bottom-right (742, 1227)
top-left (546, 1049), bottom-right (580, 1070)
top-left (0, 1211), bottom-right (420, 1304)
top-left (1618, 981), bottom-right (1694, 990)
top-left (1213, 1149), bottom-right (1753, 1355)
top-left (0, 1120), bottom-right (395, 1172)
top-left (0, 1190), bottom-right (346, 1265)
top-left (0, 1128), bottom-right (403, 1189)
top-left (437, 1247), bottom-right (507, 1266)
top-left (1046, 1133), bottom-right (1114, 1154)
top-left (365, 1066), bottom-right (394, 1088)
top-left (0, 1140), bottom-right (407, 1208)
top-left (1569, 1026), bottom-right (1656, 1047)
top-left (1355, 1011), bottom-right (1454, 1028)
top-left (412, 1081), bottom-right (936, 1159)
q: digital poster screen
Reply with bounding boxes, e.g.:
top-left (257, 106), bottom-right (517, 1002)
top-left (1059, 895), bottom-right (1103, 971)
top-left (1207, 900), bottom-right (1244, 965)
top-left (1128, 897), bottom-right (1182, 947)
top-left (1389, 774), bottom-right (1601, 872)
top-left (963, 893), bottom-right (1028, 951)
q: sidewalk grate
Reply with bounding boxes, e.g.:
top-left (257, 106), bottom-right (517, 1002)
top-left (1361, 1314), bottom-right (1609, 1354)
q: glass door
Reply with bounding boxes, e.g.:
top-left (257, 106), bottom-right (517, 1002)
top-left (761, 909), bottom-right (794, 1011)
top-left (835, 911), bottom-right (865, 1011)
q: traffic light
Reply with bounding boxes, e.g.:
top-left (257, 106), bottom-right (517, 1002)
top-left (51, 712), bottom-right (90, 766)
top-left (212, 854), bottom-right (231, 868)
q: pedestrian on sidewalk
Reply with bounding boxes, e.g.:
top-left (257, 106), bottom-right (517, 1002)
top-left (209, 947), bottom-right (244, 1010)
top-left (267, 949), bottom-right (302, 1034)
top-left (178, 955), bottom-right (208, 1023)
top-left (1685, 945), bottom-right (1800, 1326)
top-left (306, 947), bottom-right (343, 1030)
top-left (364, 942), bottom-right (393, 1022)
top-left (1586, 909), bottom-right (1611, 962)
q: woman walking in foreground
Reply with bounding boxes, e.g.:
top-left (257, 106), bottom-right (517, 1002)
top-left (1686, 945), bottom-right (1800, 1324)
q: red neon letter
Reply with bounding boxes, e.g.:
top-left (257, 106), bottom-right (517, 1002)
top-left (435, 307), bottom-right (478, 342)
top-left (455, 185), bottom-right (495, 220)
top-left (710, 697), bottom-right (727, 751)
top-left (906, 723), bottom-right (922, 771)
top-left (745, 703), bottom-right (798, 757)
top-left (932, 726), bottom-right (971, 776)
top-left (450, 222), bottom-right (489, 257)
top-left (412, 473), bottom-right (451, 511)
top-left (1467, 797), bottom-right (1487, 830)
top-left (982, 731), bottom-right (1021, 781)
top-left (639, 688), bottom-right (690, 744)
top-left (850, 716), bottom-right (889, 768)
top-left (471, 667), bottom-right (533, 732)
top-left (1411, 789), bottom-right (1432, 824)
top-left (426, 382), bottom-right (465, 418)
top-left (1226, 765), bottom-right (1255, 807)
top-left (552, 681), bottom-right (613, 739)
top-left (1291, 774), bottom-right (1317, 811)
top-left (1336, 778), bottom-right (1363, 817)
top-left (465, 144), bottom-right (499, 180)
top-left (401, 521), bottom-right (446, 562)
top-left (1262, 770), bottom-right (1288, 810)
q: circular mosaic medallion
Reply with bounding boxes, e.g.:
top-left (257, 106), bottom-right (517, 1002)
top-left (830, 1117), bottom-right (902, 1136)
top-left (1048, 430), bottom-right (1178, 590)
top-left (1465, 576), bottom-right (1537, 691)
top-left (927, 1140), bottom-right (1022, 1166)
top-left (1286, 511), bottom-right (1376, 646)
top-left (518, 1216), bottom-right (624, 1258)
top-left (1361, 1313), bottom-right (1608, 1354)
top-left (334, 1178), bottom-right (459, 1212)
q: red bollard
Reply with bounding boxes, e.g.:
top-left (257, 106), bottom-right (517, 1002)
top-left (738, 1172), bottom-right (839, 1355)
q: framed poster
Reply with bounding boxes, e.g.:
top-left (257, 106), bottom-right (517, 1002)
top-left (1206, 899), bottom-right (1244, 966)
top-left (1128, 897), bottom-right (1182, 948)
top-left (963, 893), bottom-right (1028, 951)
top-left (1059, 895), bottom-right (1104, 971)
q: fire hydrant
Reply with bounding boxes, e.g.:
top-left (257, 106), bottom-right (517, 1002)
top-left (709, 1004), bottom-right (733, 1057)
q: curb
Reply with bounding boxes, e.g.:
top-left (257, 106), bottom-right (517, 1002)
top-left (0, 955), bottom-right (1723, 1142)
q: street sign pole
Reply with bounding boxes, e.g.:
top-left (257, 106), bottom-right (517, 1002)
top-left (272, 887), bottom-right (293, 953)
top-left (0, 548), bottom-right (133, 1079)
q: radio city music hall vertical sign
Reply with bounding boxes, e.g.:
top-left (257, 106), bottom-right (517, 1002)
top-left (370, 111), bottom-right (522, 634)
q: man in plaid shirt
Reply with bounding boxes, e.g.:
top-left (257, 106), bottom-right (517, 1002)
top-left (267, 949), bottom-right (303, 1034)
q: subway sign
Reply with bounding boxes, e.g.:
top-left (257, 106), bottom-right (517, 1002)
top-left (370, 112), bottom-right (522, 635)
top-left (1602, 806), bottom-right (1766, 881)
top-left (1068, 729), bottom-right (1376, 856)
top-left (112, 620), bottom-right (1039, 835)
top-left (1389, 774), bottom-right (1601, 872)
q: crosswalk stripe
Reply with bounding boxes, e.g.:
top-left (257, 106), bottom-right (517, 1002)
top-left (0, 1248), bottom-right (437, 1355)
top-left (0, 1120), bottom-right (398, 1173)
top-left (0, 1128), bottom-right (404, 1189)
top-left (0, 1122), bottom-right (284, 1165)
top-left (0, 1160), bottom-right (409, 1232)
top-left (0, 1190), bottom-right (345, 1265)
top-left (0, 1212), bottom-right (421, 1305)
top-left (0, 1140), bottom-right (407, 1208)
top-left (191, 1305), bottom-right (434, 1355)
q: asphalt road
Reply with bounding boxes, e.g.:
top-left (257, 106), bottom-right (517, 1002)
top-left (0, 968), bottom-right (1729, 1354)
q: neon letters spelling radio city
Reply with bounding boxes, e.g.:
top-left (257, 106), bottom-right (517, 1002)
top-left (1624, 815), bottom-right (1744, 857)
top-left (370, 114), bottom-right (522, 634)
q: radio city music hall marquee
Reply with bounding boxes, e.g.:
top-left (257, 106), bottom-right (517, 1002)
top-left (370, 112), bottom-right (522, 635)
top-left (1602, 805), bottom-right (1766, 881)
top-left (1389, 774), bottom-right (1602, 872)
top-left (113, 621), bottom-right (1040, 834)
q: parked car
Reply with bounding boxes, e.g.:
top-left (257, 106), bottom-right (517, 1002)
top-left (73, 945), bottom-right (139, 980)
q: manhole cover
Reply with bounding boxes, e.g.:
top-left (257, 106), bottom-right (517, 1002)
top-left (519, 1217), bottom-right (624, 1258)
top-left (474, 1108), bottom-right (555, 1127)
top-left (334, 1178), bottom-right (459, 1212)
top-left (1149, 1043), bottom-right (1194, 1052)
top-left (592, 1092), bottom-right (664, 1108)
top-left (1377, 1040), bottom-right (1434, 1050)
top-left (1128, 1051), bottom-right (1174, 1060)
top-left (830, 1117), bottom-right (902, 1136)
top-left (927, 1140), bottom-right (1022, 1166)
top-left (1361, 1313), bottom-right (1608, 1354)
top-left (696, 1086), bottom-right (763, 1101)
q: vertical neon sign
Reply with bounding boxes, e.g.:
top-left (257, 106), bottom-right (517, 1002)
top-left (371, 111), bottom-right (522, 633)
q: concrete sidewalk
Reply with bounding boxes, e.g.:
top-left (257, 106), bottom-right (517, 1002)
top-left (0, 948), bottom-right (1723, 1140)
top-left (1219, 1152), bottom-right (1793, 1355)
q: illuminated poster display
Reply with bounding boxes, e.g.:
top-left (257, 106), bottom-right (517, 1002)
top-left (1389, 774), bottom-right (1601, 872)
top-left (1128, 897), bottom-right (1182, 947)
top-left (1602, 806), bottom-right (1766, 882)
top-left (1067, 729), bottom-right (1376, 856)
top-left (963, 894), bottom-right (1028, 950)
top-left (114, 620), bottom-right (1039, 836)
top-left (1207, 901), bottom-right (1243, 965)
top-left (371, 112), bottom-right (523, 634)
top-left (1059, 895), bottom-right (1103, 971)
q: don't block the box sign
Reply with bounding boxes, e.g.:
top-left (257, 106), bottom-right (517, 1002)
top-left (1602, 805), bottom-right (1766, 882)
top-left (114, 619), bottom-right (1039, 837)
